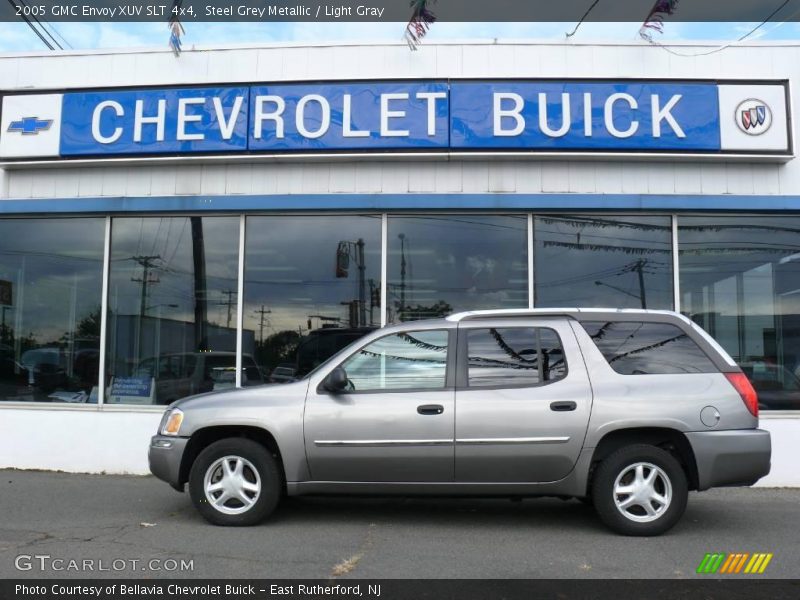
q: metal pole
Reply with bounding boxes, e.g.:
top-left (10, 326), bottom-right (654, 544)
top-left (399, 233), bottom-right (406, 320)
top-left (380, 215), bottom-right (388, 327)
top-left (235, 215), bottom-right (245, 388)
top-left (98, 216), bottom-right (111, 405)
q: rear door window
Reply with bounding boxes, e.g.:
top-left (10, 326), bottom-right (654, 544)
top-left (465, 327), bottom-right (567, 388)
top-left (581, 321), bottom-right (717, 375)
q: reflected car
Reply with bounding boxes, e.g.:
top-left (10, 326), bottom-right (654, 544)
top-left (268, 363), bottom-right (296, 383)
top-left (739, 361), bottom-right (800, 410)
top-left (20, 348), bottom-right (68, 393)
top-left (136, 352), bottom-right (264, 404)
top-left (295, 326), bottom-right (376, 378)
top-left (0, 356), bottom-right (30, 400)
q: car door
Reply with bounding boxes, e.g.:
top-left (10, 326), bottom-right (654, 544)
top-left (304, 328), bottom-right (455, 482)
top-left (454, 318), bottom-right (592, 483)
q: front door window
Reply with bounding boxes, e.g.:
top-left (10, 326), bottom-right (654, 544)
top-left (341, 330), bottom-right (449, 391)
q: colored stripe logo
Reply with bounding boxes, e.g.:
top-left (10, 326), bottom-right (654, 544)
top-left (697, 553), bottom-right (773, 574)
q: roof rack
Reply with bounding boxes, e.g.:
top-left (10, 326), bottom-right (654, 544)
top-left (445, 308), bottom-right (680, 322)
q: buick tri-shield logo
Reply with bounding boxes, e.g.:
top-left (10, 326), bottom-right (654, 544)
top-left (735, 99), bottom-right (772, 135)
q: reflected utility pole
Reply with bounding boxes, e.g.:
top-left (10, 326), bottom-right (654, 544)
top-left (634, 259), bottom-right (647, 310)
top-left (218, 289), bottom-right (237, 329)
top-left (131, 254), bottom-right (161, 361)
top-left (253, 305), bottom-right (271, 345)
top-left (190, 217), bottom-right (208, 352)
top-left (336, 238), bottom-right (367, 327)
top-left (594, 259), bottom-right (649, 309)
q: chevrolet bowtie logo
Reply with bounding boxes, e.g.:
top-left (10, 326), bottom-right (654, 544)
top-left (7, 117), bottom-right (53, 135)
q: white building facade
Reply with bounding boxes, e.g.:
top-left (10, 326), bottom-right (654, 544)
top-left (0, 40), bottom-right (798, 486)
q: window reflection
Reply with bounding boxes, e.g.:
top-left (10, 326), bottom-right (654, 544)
top-left (342, 330), bottom-right (448, 391)
top-left (105, 217), bottom-right (243, 405)
top-left (466, 327), bottom-right (566, 387)
top-left (243, 216), bottom-right (382, 381)
top-left (387, 215), bottom-right (528, 322)
top-left (534, 216), bottom-right (673, 309)
top-left (0, 219), bottom-right (104, 403)
top-left (581, 321), bottom-right (716, 375)
top-left (680, 217), bottom-right (800, 410)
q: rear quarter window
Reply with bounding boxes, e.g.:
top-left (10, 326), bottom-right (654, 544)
top-left (581, 320), bottom-right (717, 375)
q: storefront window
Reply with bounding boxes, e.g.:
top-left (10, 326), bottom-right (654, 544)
top-left (105, 217), bottom-right (240, 405)
top-left (243, 215), bottom-right (382, 382)
top-left (387, 215), bottom-right (528, 322)
top-left (679, 216), bottom-right (800, 411)
top-left (534, 215), bottom-right (673, 309)
top-left (0, 218), bottom-right (105, 403)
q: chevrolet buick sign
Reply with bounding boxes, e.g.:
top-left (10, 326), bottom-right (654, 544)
top-left (0, 80), bottom-right (791, 160)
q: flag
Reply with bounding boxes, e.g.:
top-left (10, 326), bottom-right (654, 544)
top-left (404, 0), bottom-right (437, 51)
top-left (639, 0), bottom-right (679, 41)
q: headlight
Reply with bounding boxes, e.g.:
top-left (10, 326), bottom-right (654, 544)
top-left (161, 408), bottom-right (184, 436)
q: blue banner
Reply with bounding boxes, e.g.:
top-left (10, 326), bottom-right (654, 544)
top-left (450, 82), bottom-right (720, 150)
top-left (249, 82), bottom-right (450, 151)
top-left (54, 81), bottom-right (725, 156)
top-left (61, 86), bottom-right (250, 155)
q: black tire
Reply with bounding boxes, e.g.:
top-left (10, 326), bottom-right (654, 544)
top-left (592, 444), bottom-right (688, 536)
top-left (188, 438), bottom-right (281, 526)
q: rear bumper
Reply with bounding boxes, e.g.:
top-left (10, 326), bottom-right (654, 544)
top-left (148, 435), bottom-right (189, 492)
top-left (686, 429), bottom-right (771, 491)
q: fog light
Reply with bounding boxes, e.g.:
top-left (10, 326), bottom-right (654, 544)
top-left (153, 439), bottom-right (173, 448)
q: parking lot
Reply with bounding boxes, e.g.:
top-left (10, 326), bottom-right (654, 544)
top-left (0, 470), bottom-right (798, 579)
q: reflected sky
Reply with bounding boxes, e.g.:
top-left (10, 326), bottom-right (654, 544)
top-left (109, 217), bottom-right (240, 329)
top-left (0, 218), bottom-right (105, 347)
top-left (387, 215), bottom-right (528, 321)
top-left (243, 215), bottom-right (382, 338)
top-left (535, 215), bottom-right (673, 309)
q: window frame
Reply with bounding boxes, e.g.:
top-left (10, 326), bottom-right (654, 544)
top-left (315, 327), bottom-right (456, 395)
top-left (456, 325), bottom-right (570, 391)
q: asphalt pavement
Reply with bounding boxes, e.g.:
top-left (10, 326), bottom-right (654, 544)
top-left (0, 470), bottom-right (798, 579)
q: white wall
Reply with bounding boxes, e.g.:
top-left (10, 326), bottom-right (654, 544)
top-left (0, 407), bottom-right (163, 475)
top-left (0, 406), bottom-right (795, 486)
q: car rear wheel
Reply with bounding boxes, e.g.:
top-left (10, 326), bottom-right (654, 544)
top-left (592, 444), bottom-right (688, 536)
top-left (188, 438), bottom-right (281, 526)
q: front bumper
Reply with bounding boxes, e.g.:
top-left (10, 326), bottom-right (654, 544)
top-left (686, 429), bottom-right (771, 490)
top-left (148, 435), bottom-right (189, 491)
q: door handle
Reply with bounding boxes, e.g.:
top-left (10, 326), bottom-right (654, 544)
top-left (417, 404), bottom-right (444, 415)
top-left (550, 401), bottom-right (577, 412)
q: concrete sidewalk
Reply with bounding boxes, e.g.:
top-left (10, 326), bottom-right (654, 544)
top-left (0, 470), bottom-right (798, 579)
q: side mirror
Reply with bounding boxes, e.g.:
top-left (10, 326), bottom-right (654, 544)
top-left (323, 366), bottom-right (348, 393)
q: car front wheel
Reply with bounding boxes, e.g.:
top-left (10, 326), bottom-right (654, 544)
top-left (188, 438), bottom-right (281, 526)
top-left (592, 444), bottom-right (688, 536)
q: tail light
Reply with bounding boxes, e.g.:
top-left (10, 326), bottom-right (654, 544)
top-left (725, 372), bottom-right (759, 418)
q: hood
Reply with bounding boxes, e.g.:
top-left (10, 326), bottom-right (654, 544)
top-left (170, 380), bottom-right (307, 411)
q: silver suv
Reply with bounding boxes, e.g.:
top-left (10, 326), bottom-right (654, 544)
top-left (149, 309), bottom-right (771, 536)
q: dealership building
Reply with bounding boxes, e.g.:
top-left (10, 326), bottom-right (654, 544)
top-left (0, 39), bottom-right (798, 485)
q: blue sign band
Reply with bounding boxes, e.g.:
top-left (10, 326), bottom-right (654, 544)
top-left (450, 82), bottom-right (720, 150)
top-left (57, 81), bottom-right (724, 156)
top-left (62, 86), bottom-right (250, 155)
